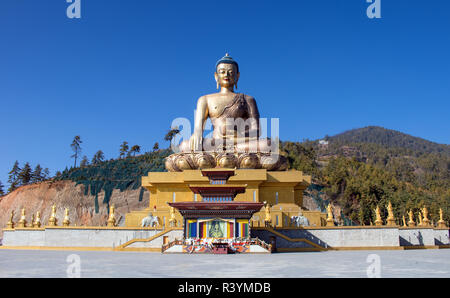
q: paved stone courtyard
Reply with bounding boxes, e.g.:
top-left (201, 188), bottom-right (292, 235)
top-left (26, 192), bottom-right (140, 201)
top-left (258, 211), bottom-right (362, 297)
top-left (0, 249), bottom-right (449, 278)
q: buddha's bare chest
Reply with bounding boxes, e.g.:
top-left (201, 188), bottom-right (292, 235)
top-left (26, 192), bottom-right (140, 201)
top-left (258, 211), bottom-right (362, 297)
top-left (207, 95), bottom-right (247, 118)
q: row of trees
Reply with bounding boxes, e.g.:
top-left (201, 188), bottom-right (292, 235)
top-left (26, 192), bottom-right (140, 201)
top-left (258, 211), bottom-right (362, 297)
top-left (119, 141), bottom-right (160, 157)
top-left (1, 134), bottom-right (169, 197)
top-left (79, 151), bottom-right (106, 167)
top-left (6, 161), bottom-right (50, 193)
top-left (70, 136), bottom-right (162, 168)
top-left (119, 142), bottom-right (141, 158)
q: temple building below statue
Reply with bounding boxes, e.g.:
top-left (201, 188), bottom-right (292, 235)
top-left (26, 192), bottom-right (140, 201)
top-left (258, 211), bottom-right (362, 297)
top-left (124, 168), bottom-right (326, 230)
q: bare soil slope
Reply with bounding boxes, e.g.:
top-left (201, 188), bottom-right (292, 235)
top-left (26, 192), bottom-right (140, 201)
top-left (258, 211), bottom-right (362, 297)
top-left (0, 180), bottom-right (149, 237)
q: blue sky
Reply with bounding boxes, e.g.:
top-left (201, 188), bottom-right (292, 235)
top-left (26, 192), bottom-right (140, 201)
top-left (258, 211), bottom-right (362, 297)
top-left (0, 0), bottom-right (449, 187)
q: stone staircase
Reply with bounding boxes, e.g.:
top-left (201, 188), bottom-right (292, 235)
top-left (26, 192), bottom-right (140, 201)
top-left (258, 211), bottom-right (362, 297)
top-left (115, 227), bottom-right (183, 251)
top-left (251, 227), bottom-right (328, 252)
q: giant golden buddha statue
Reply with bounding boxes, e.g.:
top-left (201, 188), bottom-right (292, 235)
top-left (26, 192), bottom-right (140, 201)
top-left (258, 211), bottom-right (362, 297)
top-left (165, 54), bottom-right (288, 172)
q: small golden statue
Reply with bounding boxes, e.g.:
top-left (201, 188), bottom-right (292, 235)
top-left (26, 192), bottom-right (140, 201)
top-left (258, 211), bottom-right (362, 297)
top-left (374, 206), bottom-right (383, 226)
top-left (417, 211), bottom-right (423, 227)
top-left (264, 201), bottom-right (272, 227)
top-left (408, 209), bottom-right (415, 226)
top-left (107, 205), bottom-right (116, 227)
top-left (437, 208), bottom-right (447, 228)
top-left (33, 211), bottom-right (42, 228)
top-left (48, 204), bottom-right (58, 226)
top-left (63, 208), bottom-right (70, 227)
top-left (386, 202), bottom-right (396, 226)
top-left (168, 206), bottom-right (177, 227)
top-left (30, 213), bottom-right (35, 228)
top-left (7, 210), bottom-right (15, 229)
top-left (421, 207), bottom-right (431, 227)
top-left (326, 204), bottom-right (335, 227)
top-left (17, 208), bottom-right (27, 228)
top-left (402, 215), bottom-right (407, 227)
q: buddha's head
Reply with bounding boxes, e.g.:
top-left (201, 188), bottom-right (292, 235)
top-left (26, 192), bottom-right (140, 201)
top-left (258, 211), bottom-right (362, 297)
top-left (215, 53), bottom-right (240, 90)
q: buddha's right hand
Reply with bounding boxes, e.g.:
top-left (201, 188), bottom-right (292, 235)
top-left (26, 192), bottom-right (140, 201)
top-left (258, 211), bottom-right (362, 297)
top-left (190, 134), bottom-right (203, 152)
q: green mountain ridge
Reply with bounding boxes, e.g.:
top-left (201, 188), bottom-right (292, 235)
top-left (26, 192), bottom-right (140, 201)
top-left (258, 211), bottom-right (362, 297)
top-left (323, 126), bottom-right (450, 155)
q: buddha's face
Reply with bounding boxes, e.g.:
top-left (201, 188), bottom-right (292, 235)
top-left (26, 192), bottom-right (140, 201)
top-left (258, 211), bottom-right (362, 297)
top-left (215, 63), bottom-right (239, 89)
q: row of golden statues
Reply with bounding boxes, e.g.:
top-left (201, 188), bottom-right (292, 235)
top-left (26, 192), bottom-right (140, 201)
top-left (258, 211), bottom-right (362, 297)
top-left (250, 201), bottom-right (448, 229)
top-left (6, 204), bottom-right (118, 229)
top-left (325, 202), bottom-right (448, 228)
top-left (5, 202), bottom-right (448, 229)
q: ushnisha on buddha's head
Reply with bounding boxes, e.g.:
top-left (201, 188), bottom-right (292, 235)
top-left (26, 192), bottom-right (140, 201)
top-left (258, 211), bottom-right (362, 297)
top-left (215, 53), bottom-right (240, 91)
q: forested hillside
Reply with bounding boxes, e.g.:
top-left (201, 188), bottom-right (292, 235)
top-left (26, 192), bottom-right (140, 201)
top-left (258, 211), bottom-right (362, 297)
top-left (283, 126), bottom-right (450, 225)
top-left (53, 149), bottom-right (171, 212)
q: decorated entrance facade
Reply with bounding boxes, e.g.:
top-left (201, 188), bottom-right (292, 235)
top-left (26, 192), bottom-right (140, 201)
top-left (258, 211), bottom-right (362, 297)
top-left (171, 202), bottom-right (263, 240)
top-left (186, 218), bottom-right (247, 239)
top-left (164, 170), bottom-right (267, 253)
top-left (169, 170), bottom-right (264, 241)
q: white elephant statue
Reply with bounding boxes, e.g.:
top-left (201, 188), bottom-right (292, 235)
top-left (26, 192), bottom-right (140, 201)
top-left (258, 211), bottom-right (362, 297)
top-left (141, 213), bottom-right (160, 227)
top-left (291, 214), bottom-right (310, 227)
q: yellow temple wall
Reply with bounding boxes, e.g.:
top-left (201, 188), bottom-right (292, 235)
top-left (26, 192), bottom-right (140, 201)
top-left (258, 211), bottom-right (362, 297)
top-left (125, 169), bottom-right (326, 228)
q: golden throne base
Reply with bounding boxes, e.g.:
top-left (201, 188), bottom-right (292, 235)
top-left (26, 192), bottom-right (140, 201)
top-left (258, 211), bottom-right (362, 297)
top-left (165, 152), bottom-right (289, 172)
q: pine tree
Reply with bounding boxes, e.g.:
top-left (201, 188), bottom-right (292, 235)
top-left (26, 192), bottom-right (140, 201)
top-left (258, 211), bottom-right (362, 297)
top-left (164, 127), bottom-right (180, 148)
top-left (62, 167), bottom-right (69, 176)
top-left (31, 164), bottom-right (44, 183)
top-left (19, 162), bottom-right (32, 185)
top-left (119, 141), bottom-right (129, 158)
top-left (153, 142), bottom-right (159, 151)
top-left (129, 145), bottom-right (141, 157)
top-left (7, 161), bottom-right (21, 192)
top-left (71, 135), bottom-right (82, 167)
top-left (92, 150), bottom-right (105, 165)
top-left (80, 155), bottom-right (89, 167)
top-left (42, 168), bottom-right (50, 180)
top-left (0, 180), bottom-right (4, 196)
